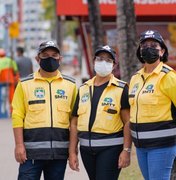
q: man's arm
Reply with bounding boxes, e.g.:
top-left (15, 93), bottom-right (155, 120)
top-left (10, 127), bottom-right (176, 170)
top-left (13, 128), bottom-right (27, 164)
top-left (12, 82), bottom-right (26, 163)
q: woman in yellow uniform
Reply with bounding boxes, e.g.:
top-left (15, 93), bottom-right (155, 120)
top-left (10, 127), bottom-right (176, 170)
top-left (129, 30), bottom-right (176, 180)
top-left (69, 45), bottom-right (131, 180)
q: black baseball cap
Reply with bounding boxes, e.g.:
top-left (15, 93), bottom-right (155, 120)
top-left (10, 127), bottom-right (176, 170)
top-left (136, 30), bottom-right (168, 63)
top-left (139, 30), bottom-right (165, 44)
top-left (95, 45), bottom-right (116, 61)
top-left (37, 41), bottom-right (60, 54)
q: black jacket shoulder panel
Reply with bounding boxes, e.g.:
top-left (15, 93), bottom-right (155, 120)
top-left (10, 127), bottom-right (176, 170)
top-left (62, 74), bottom-right (76, 83)
top-left (21, 74), bottom-right (34, 82)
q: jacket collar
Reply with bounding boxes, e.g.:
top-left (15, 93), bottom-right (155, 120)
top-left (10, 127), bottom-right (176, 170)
top-left (85, 74), bottom-right (119, 87)
top-left (138, 62), bottom-right (164, 76)
top-left (34, 70), bottom-right (63, 80)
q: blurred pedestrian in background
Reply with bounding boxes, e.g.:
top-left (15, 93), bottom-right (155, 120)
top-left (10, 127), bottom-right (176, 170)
top-left (0, 48), bottom-right (19, 113)
top-left (72, 55), bottom-right (80, 75)
top-left (12, 41), bottom-right (77, 180)
top-left (69, 45), bottom-right (131, 180)
top-left (15, 47), bottom-right (33, 78)
top-left (129, 30), bottom-right (176, 180)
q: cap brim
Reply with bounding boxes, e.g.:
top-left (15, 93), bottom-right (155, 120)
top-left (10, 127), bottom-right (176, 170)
top-left (38, 46), bottom-right (60, 54)
top-left (95, 49), bottom-right (115, 60)
top-left (140, 37), bottom-right (162, 44)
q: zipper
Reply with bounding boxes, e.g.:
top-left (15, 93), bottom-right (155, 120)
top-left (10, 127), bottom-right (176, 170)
top-left (135, 75), bottom-right (149, 147)
top-left (49, 81), bottom-right (54, 158)
top-left (88, 86), bottom-right (93, 152)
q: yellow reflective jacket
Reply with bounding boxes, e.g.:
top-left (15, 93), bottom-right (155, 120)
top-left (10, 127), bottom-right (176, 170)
top-left (77, 75), bottom-right (127, 147)
top-left (129, 62), bottom-right (176, 148)
top-left (12, 71), bottom-right (77, 159)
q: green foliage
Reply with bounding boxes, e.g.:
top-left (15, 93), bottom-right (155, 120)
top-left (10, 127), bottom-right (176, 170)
top-left (64, 21), bottom-right (79, 39)
top-left (41, 1), bottom-right (79, 39)
top-left (41, 0), bottom-right (55, 20)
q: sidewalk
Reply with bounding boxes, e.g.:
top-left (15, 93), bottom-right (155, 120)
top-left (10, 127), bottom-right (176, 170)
top-left (0, 118), bottom-right (88, 180)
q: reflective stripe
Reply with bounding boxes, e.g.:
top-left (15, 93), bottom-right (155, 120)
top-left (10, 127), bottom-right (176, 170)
top-left (79, 137), bottom-right (123, 147)
top-left (25, 142), bottom-right (50, 149)
top-left (25, 141), bottom-right (69, 149)
top-left (52, 141), bottom-right (69, 148)
top-left (131, 128), bottom-right (176, 139)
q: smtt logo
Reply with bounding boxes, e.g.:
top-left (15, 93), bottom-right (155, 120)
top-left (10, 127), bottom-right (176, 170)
top-left (102, 97), bottom-right (115, 106)
top-left (55, 89), bottom-right (67, 99)
top-left (142, 84), bottom-right (154, 94)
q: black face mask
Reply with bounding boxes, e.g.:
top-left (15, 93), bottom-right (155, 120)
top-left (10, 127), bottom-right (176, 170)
top-left (141, 47), bottom-right (160, 64)
top-left (40, 57), bottom-right (60, 72)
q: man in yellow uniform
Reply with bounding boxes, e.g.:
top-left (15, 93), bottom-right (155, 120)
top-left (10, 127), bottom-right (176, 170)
top-left (12, 41), bottom-right (77, 180)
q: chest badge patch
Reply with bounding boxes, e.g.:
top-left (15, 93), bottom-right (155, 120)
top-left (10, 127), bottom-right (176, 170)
top-left (131, 83), bottom-right (139, 95)
top-left (34, 88), bottom-right (45, 98)
top-left (81, 93), bottom-right (89, 102)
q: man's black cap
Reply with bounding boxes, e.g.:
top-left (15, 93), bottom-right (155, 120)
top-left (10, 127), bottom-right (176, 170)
top-left (95, 45), bottom-right (116, 61)
top-left (38, 41), bottom-right (60, 54)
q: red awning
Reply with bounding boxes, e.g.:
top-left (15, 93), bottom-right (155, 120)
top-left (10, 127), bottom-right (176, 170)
top-left (56, 0), bottom-right (176, 17)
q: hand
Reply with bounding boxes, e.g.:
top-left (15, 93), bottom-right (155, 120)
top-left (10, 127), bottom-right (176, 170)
top-left (15, 143), bottom-right (27, 164)
top-left (69, 153), bottom-right (79, 171)
top-left (118, 150), bottom-right (130, 168)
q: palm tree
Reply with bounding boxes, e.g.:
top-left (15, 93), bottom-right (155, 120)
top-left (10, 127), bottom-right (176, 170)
top-left (116, 0), bottom-right (140, 82)
top-left (87, 0), bottom-right (104, 53)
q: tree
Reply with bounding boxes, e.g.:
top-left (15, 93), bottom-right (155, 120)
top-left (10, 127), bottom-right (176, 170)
top-left (87, 0), bottom-right (104, 53)
top-left (117, 0), bottom-right (140, 82)
top-left (41, 0), bottom-right (78, 47)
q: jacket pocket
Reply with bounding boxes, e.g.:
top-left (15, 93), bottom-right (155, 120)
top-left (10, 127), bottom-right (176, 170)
top-left (129, 97), bottom-right (134, 106)
top-left (27, 104), bottom-right (45, 123)
top-left (140, 97), bottom-right (159, 117)
top-left (78, 106), bottom-right (87, 115)
top-left (77, 106), bottom-right (88, 131)
top-left (129, 97), bottom-right (136, 123)
top-left (57, 104), bottom-right (71, 126)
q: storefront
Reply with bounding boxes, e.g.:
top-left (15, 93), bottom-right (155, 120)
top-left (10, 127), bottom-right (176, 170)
top-left (56, 0), bottom-right (176, 77)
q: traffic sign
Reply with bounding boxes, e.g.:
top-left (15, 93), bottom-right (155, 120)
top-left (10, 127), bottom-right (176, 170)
top-left (9, 22), bottom-right (19, 39)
